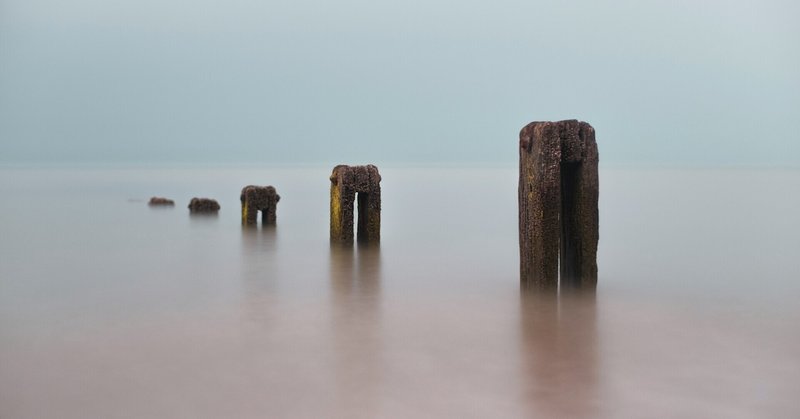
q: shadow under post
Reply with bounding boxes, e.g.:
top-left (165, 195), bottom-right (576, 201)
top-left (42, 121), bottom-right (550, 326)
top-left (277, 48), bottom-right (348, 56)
top-left (519, 289), bottom-right (599, 418)
top-left (328, 242), bottom-right (383, 417)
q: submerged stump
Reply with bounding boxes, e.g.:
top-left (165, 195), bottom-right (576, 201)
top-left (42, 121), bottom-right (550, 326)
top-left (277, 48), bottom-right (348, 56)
top-left (148, 197), bottom-right (174, 206)
top-left (188, 197), bottom-right (220, 213)
top-left (240, 185), bottom-right (280, 225)
top-left (330, 164), bottom-right (381, 245)
top-left (519, 120), bottom-right (599, 291)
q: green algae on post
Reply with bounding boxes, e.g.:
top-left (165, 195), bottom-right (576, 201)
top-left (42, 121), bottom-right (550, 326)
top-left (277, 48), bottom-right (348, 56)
top-left (240, 185), bottom-right (280, 226)
top-left (330, 164), bottom-right (381, 245)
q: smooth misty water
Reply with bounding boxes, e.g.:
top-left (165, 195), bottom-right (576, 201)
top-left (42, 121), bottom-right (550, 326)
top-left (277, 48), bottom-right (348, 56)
top-left (0, 167), bottom-right (798, 418)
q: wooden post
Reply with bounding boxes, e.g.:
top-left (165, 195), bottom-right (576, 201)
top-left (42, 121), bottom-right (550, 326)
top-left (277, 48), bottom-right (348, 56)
top-left (330, 165), bottom-right (381, 244)
top-left (240, 185), bottom-right (280, 226)
top-left (519, 120), bottom-right (598, 291)
top-left (188, 198), bottom-right (220, 213)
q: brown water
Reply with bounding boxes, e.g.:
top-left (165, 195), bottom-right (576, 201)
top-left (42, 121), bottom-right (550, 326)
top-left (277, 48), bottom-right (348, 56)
top-left (0, 167), bottom-right (798, 418)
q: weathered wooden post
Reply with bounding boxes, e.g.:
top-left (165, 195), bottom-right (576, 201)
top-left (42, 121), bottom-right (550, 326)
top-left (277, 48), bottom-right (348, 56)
top-left (519, 120), bottom-right (598, 291)
top-left (188, 197), bottom-right (220, 213)
top-left (240, 185), bottom-right (280, 225)
top-left (330, 165), bottom-right (381, 244)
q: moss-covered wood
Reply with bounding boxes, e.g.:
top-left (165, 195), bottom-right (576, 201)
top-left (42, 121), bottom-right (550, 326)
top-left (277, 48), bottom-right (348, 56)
top-left (330, 165), bottom-right (381, 244)
top-left (240, 185), bottom-right (280, 226)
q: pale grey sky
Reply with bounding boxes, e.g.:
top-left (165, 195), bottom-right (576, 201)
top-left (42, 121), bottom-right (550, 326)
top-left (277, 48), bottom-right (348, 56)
top-left (1, 0), bottom-right (798, 166)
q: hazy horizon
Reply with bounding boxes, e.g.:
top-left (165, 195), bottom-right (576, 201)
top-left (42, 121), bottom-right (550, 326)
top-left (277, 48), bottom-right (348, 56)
top-left (1, 0), bottom-right (798, 167)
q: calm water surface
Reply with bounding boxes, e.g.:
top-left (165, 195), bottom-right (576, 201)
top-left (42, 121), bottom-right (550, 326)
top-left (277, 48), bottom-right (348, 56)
top-left (0, 167), bottom-right (798, 418)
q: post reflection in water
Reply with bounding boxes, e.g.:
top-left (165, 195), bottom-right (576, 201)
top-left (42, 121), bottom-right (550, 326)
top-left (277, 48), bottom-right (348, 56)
top-left (519, 290), bottom-right (599, 418)
top-left (328, 243), bottom-right (383, 417)
top-left (189, 212), bottom-right (220, 220)
top-left (240, 225), bottom-right (279, 320)
top-left (241, 224), bottom-right (279, 254)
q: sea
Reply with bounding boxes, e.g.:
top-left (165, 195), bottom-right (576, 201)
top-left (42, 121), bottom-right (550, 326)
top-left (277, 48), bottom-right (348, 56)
top-left (0, 166), bottom-right (798, 418)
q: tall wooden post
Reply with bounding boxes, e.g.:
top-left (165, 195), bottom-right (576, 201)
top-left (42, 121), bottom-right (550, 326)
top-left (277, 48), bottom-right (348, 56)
top-left (330, 165), bottom-right (381, 245)
top-left (519, 120), bottom-right (598, 291)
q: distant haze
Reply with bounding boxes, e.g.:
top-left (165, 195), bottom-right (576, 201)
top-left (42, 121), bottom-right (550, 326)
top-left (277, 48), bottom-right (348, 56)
top-left (1, 0), bottom-right (798, 167)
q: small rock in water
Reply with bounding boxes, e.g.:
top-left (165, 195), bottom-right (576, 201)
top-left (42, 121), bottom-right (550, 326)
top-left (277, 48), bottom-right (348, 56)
top-left (188, 197), bottom-right (220, 213)
top-left (148, 197), bottom-right (175, 206)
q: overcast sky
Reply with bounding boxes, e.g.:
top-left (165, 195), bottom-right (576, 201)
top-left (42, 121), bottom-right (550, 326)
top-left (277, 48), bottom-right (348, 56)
top-left (0, 0), bottom-right (798, 167)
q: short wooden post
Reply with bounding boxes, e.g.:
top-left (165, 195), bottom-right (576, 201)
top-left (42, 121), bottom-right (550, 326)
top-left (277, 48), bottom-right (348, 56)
top-left (240, 185), bottom-right (280, 226)
top-left (188, 197), bottom-right (220, 213)
top-left (330, 165), bottom-right (381, 244)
